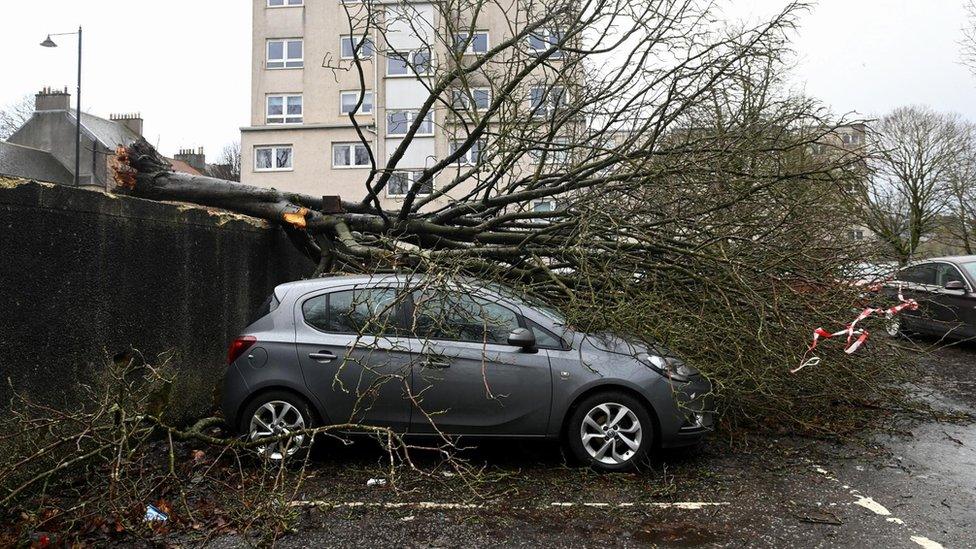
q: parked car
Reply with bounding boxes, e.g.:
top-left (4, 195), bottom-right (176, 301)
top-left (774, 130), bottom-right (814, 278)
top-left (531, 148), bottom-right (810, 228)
top-left (221, 275), bottom-right (713, 471)
top-left (883, 256), bottom-right (976, 340)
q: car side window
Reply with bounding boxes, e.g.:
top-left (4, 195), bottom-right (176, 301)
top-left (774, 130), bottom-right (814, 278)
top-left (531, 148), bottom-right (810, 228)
top-left (410, 290), bottom-right (519, 344)
top-left (896, 264), bottom-right (937, 285)
top-left (525, 318), bottom-right (565, 349)
top-left (302, 288), bottom-right (403, 335)
top-left (935, 264), bottom-right (966, 287)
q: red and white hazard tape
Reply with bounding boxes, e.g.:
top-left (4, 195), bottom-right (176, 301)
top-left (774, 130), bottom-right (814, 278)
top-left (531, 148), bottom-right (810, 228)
top-left (792, 285), bottom-right (918, 373)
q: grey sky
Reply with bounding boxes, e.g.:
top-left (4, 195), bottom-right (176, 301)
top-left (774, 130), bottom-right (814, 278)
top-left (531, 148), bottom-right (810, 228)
top-left (0, 1), bottom-right (973, 159)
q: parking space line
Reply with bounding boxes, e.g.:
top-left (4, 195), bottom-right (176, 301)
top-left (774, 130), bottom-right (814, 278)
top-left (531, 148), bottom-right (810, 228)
top-left (289, 500), bottom-right (729, 511)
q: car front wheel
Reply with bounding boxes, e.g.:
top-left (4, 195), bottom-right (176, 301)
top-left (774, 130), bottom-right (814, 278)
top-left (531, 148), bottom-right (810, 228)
top-left (567, 392), bottom-right (653, 472)
top-left (240, 391), bottom-right (315, 461)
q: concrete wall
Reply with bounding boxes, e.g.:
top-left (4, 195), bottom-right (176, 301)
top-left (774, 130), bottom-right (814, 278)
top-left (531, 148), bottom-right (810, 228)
top-left (0, 180), bottom-right (313, 422)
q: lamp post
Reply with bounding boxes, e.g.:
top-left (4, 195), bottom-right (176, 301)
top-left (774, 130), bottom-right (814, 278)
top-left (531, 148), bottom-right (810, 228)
top-left (41, 26), bottom-right (82, 187)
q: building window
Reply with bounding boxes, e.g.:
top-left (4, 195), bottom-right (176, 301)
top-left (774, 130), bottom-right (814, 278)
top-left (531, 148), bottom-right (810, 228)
top-left (340, 91), bottom-right (374, 115)
top-left (527, 29), bottom-right (564, 59)
top-left (532, 200), bottom-right (556, 213)
top-left (268, 0), bottom-right (302, 6)
top-left (266, 94), bottom-right (303, 124)
top-left (449, 139), bottom-right (484, 165)
top-left (454, 31), bottom-right (489, 55)
top-left (387, 110), bottom-right (434, 137)
top-left (340, 35), bottom-right (374, 60)
top-left (850, 229), bottom-right (865, 241)
top-left (254, 145), bottom-right (293, 171)
top-left (387, 171), bottom-right (432, 197)
top-left (267, 39), bottom-right (303, 69)
top-left (333, 142), bottom-right (371, 168)
top-left (387, 50), bottom-right (432, 76)
top-left (529, 137), bottom-right (570, 163)
top-left (451, 88), bottom-right (491, 111)
top-left (529, 86), bottom-right (567, 117)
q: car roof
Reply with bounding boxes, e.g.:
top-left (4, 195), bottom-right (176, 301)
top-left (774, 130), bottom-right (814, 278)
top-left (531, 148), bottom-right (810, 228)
top-left (273, 273), bottom-right (515, 301)
top-left (917, 256), bottom-right (976, 265)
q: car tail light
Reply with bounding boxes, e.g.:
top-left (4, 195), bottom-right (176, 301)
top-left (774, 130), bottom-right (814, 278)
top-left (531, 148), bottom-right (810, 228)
top-left (227, 335), bottom-right (257, 365)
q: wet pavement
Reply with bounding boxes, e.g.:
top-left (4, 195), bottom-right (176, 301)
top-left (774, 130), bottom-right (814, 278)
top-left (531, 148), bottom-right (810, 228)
top-left (215, 344), bottom-right (976, 548)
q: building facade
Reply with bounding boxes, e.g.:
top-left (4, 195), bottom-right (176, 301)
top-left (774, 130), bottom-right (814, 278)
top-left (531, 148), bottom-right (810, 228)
top-left (243, 0), bottom-right (552, 209)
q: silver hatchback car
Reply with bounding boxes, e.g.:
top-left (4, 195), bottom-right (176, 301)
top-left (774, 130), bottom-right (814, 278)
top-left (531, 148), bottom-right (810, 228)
top-left (221, 275), bottom-right (713, 471)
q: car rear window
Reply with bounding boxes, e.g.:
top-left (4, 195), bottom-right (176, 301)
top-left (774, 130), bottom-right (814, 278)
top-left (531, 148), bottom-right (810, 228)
top-left (251, 292), bottom-right (280, 323)
top-left (302, 288), bottom-right (403, 335)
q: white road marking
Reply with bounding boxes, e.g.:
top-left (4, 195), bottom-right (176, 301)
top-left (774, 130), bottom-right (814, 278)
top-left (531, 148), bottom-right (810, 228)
top-left (853, 495), bottom-right (891, 516)
top-left (289, 500), bottom-right (728, 511)
top-left (910, 535), bottom-right (945, 549)
top-left (810, 463), bottom-right (946, 549)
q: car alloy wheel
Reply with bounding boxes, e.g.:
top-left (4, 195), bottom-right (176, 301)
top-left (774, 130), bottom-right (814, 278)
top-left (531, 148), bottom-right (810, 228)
top-left (580, 402), bottom-right (643, 465)
top-left (884, 313), bottom-right (901, 337)
top-left (248, 400), bottom-right (308, 461)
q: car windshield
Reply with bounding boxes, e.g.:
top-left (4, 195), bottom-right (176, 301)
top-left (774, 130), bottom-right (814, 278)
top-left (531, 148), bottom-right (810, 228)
top-left (964, 262), bottom-right (976, 282)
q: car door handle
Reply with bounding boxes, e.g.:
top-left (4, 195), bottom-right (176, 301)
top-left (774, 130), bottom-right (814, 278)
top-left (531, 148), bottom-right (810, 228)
top-left (423, 358), bottom-right (451, 369)
top-left (308, 351), bottom-right (337, 363)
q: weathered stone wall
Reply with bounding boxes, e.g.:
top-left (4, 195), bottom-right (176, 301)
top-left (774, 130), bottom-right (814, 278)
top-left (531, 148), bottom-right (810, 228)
top-left (0, 179), bottom-right (312, 421)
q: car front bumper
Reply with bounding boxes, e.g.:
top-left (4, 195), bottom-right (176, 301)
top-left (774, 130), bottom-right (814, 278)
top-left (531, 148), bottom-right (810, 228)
top-left (656, 376), bottom-right (715, 448)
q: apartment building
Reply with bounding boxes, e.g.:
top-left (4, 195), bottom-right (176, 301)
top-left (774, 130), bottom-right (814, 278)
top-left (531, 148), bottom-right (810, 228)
top-left (244, 0), bottom-right (563, 210)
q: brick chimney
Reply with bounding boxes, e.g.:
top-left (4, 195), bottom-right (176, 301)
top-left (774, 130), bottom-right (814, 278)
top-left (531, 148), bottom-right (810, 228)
top-left (110, 113), bottom-right (143, 137)
top-left (35, 86), bottom-right (70, 111)
top-left (174, 147), bottom-right (206, 172)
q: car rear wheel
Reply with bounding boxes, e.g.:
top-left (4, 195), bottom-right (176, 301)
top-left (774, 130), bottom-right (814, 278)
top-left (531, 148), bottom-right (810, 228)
top-left (884, 313), bottom-right (902, 338)
top-left (240, 391), bottom-right (315, 461)
top-left (566, 392), bottom-right (653, 472)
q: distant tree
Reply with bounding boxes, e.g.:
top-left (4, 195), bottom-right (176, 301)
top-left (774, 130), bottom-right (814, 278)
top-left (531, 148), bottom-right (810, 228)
top-left (206, 141), bottom-right (241, 182)
top-left (946, 123), bottom-right (976, 254)
top-left (963, 1), bottom-right (976, 77)
top-left (856, 106), bottom-right (964, 264)
top-left (0, 94), bottom-right (34, 140)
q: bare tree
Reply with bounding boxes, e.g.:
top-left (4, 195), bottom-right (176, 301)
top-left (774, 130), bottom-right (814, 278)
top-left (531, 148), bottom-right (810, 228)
top-left (963, 0), bottom-right (976, 77)
top-left (206, 140), bottom-right (241, 182)
top-left (108, 0), bottom-right (887, 434)
top-left (0, 94), bottom-right (34, 140)
top-left (856, 106), bottom-right (964, 264)
top-left (946, 122), bottom-right (976, 254)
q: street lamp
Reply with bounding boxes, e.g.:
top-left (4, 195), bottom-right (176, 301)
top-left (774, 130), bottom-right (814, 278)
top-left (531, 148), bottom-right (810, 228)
top-left (40, 26), bottom-right (82, 187)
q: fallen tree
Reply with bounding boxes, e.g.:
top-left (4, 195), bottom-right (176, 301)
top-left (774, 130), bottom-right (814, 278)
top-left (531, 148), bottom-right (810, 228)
top-left (107, 0), bottom-right (907, 433)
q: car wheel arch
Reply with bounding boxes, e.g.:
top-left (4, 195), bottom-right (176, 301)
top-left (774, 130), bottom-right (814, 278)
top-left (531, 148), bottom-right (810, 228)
top-left (232, 385), bottom-right (325, 433)
top-left (560, 384), bottom-right (661, 448)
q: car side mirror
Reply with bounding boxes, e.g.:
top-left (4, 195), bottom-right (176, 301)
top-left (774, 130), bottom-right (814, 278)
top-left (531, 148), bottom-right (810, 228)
top-left (945, 280), bottom-right (967, 291)
top-left (507, 328), bottom-right (537, 351)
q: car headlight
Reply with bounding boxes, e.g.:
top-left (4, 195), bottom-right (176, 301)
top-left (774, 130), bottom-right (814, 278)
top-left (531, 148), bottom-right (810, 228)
top-left (638, 353), bottom-right (698, 382)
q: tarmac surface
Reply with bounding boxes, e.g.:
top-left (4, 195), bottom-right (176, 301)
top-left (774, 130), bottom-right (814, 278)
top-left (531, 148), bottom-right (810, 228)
top-left (210, 342), bottom-right (975, 548)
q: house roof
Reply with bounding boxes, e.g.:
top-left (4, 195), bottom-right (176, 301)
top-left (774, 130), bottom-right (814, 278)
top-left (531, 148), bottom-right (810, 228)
top-left (70, 111), bottom-right (141, 149)
top-left (0, 141), bottom-right (73, 185)
top-left (165, 157), bottom-right (203, 176)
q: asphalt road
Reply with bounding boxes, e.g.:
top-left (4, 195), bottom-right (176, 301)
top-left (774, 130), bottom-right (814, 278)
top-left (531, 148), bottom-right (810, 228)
top-left (211, 343), bottom-right (976, 548)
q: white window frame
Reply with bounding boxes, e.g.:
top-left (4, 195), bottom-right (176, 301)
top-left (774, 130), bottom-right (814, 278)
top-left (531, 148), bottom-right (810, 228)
top-left (529, 137), bottom-right (570, 164)
top-left (451, 87), bottom-right (491, 112)
top-left (454, 31), bottom-right (490, 55)
top-left (340, 35), bottom-right (374, 60)
top-left (332, 142), bottom-right (371, 169)
top-left (449, 138), bottom-right (485, 165)
top-left (532, 199), bottom-right (557, 213)
top-left (527, 29), bottom-right (564, 59)
top-left (267, 0), bottom-right (303, 7)
top-left (340, 91), bottom-right (374, 115)
top-left (267, 39), bottom-right (303, 69)
top-left (386, 170), bottom-right (433, 198)
top-left (254, 145), bottom-right (294, 172)
top-left (386, 110), bottom-right (434, 137)
top-left (529, 85), bottom-right (567, 117)
top-left (266, 94), bottom-right (303, 124)
top-left (386, 50), bottom-right (432, 77)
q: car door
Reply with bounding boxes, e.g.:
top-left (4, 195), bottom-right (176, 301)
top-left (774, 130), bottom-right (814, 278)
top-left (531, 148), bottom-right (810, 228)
top-left (932, 262), bottom-right (976, 338)
top-left (294, 285), bottom-right (413, 430)
top-left (405, 288), bottom-right (553, 436)
top-left (892, 262), bottom-right (939, 333)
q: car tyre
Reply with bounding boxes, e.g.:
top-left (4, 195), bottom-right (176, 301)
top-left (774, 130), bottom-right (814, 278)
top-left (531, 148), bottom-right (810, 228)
top-left (566, 391), bottom-right (654, 472)
top-left (239, 390), bottom-right (316, 462)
